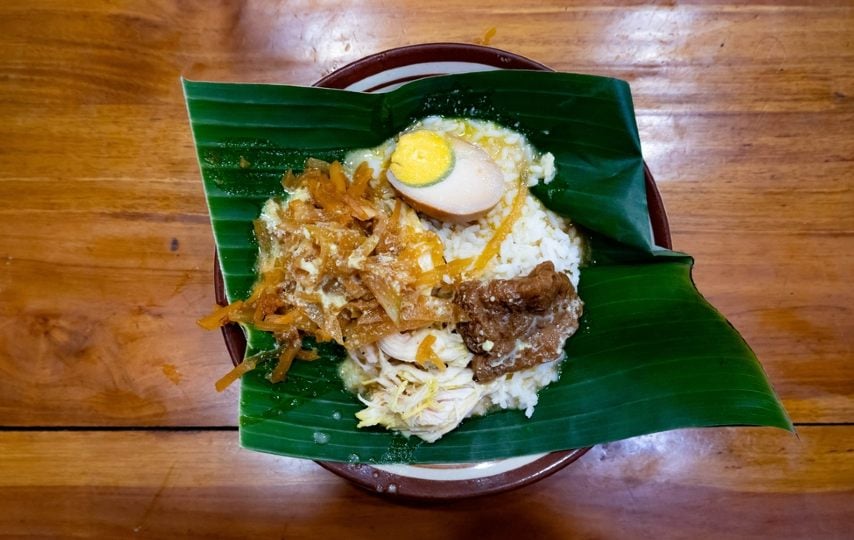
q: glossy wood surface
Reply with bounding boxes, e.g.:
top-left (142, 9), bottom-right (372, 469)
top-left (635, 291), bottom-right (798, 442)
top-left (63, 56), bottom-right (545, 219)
top-left (0, 427), bottom-right (851, 538)
top-left (0, 1), bottom-right (851, 537)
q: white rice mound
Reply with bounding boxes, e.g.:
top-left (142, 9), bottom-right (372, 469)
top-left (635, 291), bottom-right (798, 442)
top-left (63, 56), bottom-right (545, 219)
top-left (340, 117), bottom-right (584, 443)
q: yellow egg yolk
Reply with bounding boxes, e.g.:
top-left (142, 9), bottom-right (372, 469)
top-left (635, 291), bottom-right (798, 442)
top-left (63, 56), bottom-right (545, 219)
top-left (389, 130), bottom-right (454, 187)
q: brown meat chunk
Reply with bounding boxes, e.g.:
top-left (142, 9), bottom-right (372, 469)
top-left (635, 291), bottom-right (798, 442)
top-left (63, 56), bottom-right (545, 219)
top-left (454, 261), bottom-right (582, 382)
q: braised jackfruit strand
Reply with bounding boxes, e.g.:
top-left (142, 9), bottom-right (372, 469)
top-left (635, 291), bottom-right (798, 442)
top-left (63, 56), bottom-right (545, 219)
top-left (202, 160), bottom-right (462, 389)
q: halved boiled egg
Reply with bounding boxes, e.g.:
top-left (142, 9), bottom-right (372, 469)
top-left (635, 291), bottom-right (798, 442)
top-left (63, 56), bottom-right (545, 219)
top-left (387, 130), bottom-right (504, 223)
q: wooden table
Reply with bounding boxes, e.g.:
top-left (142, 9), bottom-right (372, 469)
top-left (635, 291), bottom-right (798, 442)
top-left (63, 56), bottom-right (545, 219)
top-left (1, 1), bottom-right (851, 538)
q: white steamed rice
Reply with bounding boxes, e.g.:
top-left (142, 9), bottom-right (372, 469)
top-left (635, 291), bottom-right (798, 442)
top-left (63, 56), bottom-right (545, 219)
top-left (339, 116), bottom-right (584, 442)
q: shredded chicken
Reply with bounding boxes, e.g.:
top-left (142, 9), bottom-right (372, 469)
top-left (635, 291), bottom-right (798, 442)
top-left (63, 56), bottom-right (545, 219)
top-left (202, 160), bottom-right (462, 388)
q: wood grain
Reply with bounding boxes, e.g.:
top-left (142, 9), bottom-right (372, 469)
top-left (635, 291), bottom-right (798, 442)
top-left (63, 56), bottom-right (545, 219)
top-left (0, 427), bottom-right (850, 538)
top-left (0, 0), bottom-right (852, 536)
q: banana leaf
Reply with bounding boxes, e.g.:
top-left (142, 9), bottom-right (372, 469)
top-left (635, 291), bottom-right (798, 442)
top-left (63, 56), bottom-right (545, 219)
top-left (183, 71), bottom-right (791, 464)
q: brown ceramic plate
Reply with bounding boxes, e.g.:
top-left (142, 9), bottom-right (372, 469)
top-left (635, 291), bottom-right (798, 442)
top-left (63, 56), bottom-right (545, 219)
top-left (214, 43), bottom-right (671, 500)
